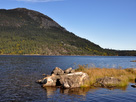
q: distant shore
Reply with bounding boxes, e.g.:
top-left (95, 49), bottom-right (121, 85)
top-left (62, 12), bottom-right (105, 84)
top-left (0, 54), bottom-right (132, 56)
top-left (0, 54), bottom-right (111, 56)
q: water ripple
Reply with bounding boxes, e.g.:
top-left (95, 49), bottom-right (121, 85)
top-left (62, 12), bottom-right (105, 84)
top-left (0, 56), bottom-right (136, 102)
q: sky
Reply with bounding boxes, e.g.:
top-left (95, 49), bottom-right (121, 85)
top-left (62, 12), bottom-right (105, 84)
top-left (0, 0), bottom-right (136, 50)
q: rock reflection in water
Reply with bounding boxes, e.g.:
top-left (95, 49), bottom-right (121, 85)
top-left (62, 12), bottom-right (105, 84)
top-left (103, 85), bottom-right (128, 91)
top-left (43, 86), bottom-right (98, 98)
top-left (43, 85), bottom-right (129, 98)
top-left (60, 87), bottom-right (91, 96)
top-left (43, 87), bottom-right (92, 97)
top-left (43, 87), bottom-right (58, 98)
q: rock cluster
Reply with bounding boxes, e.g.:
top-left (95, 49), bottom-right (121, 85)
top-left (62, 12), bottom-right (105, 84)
top-left (36, 67), bottom-right (89, 88)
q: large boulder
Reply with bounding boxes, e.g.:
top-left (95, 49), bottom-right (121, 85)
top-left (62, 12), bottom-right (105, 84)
top-left (94, 77), bottom-right (121, 87)
top-left (60, 72), bottom-right (89, 88)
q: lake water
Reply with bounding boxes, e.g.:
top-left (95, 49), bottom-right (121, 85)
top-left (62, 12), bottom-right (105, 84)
top-left (0, 55), bottom-right (136, 102)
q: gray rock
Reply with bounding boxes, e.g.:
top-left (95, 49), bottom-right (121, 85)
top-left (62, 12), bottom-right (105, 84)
top-left (95, 77), bottom-right (121, 87)
top-left (60, 72), bottom-right (89, 88)
top-left (64, 67), bottom-right (72, 74)
top-left (51, 67), bottom-right (64, 75)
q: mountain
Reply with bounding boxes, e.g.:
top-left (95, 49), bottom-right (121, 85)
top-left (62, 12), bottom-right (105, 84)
top-left (0, 8), bottom-right (135, 56)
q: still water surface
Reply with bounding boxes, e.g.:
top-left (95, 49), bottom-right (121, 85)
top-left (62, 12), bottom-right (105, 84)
top-left (0, 55), bottom-right (136, 102)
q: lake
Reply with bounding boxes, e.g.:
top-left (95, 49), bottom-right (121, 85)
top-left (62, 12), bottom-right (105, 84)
top-left (0, 55), bottom-right (136, 102)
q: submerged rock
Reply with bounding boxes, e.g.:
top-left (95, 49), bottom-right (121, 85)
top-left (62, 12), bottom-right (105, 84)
top-left (37, 67), bottom-right (89, 88)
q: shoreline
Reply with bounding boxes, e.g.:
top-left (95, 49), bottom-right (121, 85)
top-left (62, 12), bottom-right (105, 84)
top-left (0, 54), bottom-right (135, 57)
top-left (0, 54), bottom-right (112, 57)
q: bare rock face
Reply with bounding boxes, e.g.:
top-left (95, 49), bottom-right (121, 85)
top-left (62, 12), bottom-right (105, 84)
top-left (37, 67), bottom-right (89, 88)
top-left (94, 77), bottom-right (121, 87)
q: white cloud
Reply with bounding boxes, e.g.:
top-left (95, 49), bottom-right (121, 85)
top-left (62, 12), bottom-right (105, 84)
top-left (16, 0), bottom-right (63, 2)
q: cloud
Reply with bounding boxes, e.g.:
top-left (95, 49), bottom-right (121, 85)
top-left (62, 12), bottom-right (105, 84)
top-left (16, 0), bottom-right (63, 2)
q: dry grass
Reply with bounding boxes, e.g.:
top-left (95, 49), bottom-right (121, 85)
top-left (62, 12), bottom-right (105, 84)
top-left (75, 65), bottom-right (136, 87)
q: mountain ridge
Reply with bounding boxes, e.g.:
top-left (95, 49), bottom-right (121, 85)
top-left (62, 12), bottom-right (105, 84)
top-left (0, 8), bottom-right (63, 29)
top-left (0, 8), bottom-right (135, 56)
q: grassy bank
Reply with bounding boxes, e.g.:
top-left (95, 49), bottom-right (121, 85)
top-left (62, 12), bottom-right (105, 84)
top-left (75, 65), bottom-right (136, 87)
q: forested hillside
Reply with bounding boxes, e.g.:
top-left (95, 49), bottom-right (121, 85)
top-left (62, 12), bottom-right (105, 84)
top-left (0, 8), bottom-right (135, 56)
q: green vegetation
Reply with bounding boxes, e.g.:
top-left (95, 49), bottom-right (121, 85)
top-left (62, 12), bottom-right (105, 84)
top-left (0, 8), bottom-right (136, 56)
top-left (0, 26), bottom-right (116, 55)
top-left (76, 65), bottom-right (136, 87)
